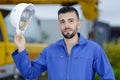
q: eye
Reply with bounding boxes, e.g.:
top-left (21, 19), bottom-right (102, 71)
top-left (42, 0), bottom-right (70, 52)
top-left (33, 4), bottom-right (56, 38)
top-left (70, 20), bottom-right (73, 22)
top-left (69, 19), bottom-right (74, 22)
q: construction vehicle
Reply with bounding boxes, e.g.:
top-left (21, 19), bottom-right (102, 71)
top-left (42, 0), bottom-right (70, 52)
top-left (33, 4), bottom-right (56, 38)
top-left (0, 0), bottom-right (99, 79)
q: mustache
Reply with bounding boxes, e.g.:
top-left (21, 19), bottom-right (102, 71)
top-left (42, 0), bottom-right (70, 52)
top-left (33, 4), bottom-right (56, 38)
top-left (64, 28), bottom-right (72, 30)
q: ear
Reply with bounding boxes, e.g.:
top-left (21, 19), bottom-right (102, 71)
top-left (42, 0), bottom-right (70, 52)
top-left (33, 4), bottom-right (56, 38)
top-left (77, 21), bottom-right (81, 29)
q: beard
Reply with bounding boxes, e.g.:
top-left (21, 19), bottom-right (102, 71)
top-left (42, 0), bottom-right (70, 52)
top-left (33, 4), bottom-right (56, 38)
top-left (61, 28), bottom-right (77, 39)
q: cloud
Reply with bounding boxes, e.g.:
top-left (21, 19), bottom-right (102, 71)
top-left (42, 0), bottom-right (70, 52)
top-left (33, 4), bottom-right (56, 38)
top-left (98, 0), bottom-right (120, 26)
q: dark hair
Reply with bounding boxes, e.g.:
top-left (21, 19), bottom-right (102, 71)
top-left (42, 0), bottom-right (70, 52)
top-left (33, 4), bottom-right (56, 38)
top-left (58, 6), bottom-right (79, 20)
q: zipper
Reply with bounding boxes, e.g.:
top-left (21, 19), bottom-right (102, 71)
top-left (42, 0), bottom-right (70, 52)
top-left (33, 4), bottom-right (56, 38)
top-left (65, 46), bottom-right (75, 80)
top-left (62, 41), bottom-right (77, 80)
top-left (62, 44), bottom-right (70, 80)
top-left (66, 44), bottom-right (78, 80)
top-left (66, 53), bottom-right (70, 80)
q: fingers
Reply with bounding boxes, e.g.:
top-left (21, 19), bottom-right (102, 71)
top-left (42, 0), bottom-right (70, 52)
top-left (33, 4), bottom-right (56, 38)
top-left (14, 32), bottom-right (24, 42)
top-left (16, 32), bottom-right (23, 38)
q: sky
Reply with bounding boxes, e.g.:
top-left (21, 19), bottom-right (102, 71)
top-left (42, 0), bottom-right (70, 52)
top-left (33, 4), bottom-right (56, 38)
top-left (98, 0), bottom-right (120, 26)
top-left (0, 0), bottom-right (120, 26)
top-left (35, 4), bottom-right (83, 19)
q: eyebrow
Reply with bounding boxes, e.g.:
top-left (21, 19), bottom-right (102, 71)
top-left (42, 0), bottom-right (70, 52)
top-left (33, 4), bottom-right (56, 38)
top-left (68, 18), bottom-right (75, 21)
top-left (59, 18), bottom-right (75, 21)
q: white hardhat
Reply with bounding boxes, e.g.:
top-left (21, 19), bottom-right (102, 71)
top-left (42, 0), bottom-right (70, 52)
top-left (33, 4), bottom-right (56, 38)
top-left (10, 3), bottom-right (35, 34)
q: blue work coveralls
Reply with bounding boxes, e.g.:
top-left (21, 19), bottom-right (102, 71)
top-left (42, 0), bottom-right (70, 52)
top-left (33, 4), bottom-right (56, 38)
top-left (12, 33), bottom-right (115, 80)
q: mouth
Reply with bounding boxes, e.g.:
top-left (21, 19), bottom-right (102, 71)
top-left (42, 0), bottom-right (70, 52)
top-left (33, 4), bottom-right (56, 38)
top-left (63, 28), bottom-right (72, 33)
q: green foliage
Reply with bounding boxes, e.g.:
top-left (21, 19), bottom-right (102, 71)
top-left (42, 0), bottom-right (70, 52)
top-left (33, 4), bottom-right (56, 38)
top-left (95, 74), bottom-right (100, 80)
top-left (103, 38), bottom-right (120, 68)
top-left (114, 68), bottom-right (120, 80)
top-left (103, 38), bottom-right (120, 80)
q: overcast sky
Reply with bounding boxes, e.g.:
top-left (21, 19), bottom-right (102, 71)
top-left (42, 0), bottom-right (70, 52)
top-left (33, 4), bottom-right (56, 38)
top-left (0, 0), bottom-right (120, 26)
top-left (35, 4), bottom-right (83, 19)
top-left (98, 0), bottom-right (120, 26)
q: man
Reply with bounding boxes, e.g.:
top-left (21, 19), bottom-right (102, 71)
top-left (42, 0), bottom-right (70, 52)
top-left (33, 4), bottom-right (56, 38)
top-left (12, 6), bottom-right (115, 80)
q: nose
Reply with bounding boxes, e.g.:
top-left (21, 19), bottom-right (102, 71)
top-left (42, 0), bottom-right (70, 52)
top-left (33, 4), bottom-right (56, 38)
top-left (65, 22), bottom-right (69, 28)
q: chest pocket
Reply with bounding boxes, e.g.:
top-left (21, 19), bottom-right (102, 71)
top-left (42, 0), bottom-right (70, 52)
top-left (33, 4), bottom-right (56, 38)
top-left (47, 55), bottom-right (67, 77)
top-left (72, 56), bottom-right (93, 68)
top-left (47, 55), bottom-right (66, 66)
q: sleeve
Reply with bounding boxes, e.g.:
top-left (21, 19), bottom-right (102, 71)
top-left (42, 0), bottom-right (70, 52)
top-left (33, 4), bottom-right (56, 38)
top-left (93, 45), bottom-right (115, 80)
top-left (12, 49), bottom-right (47, 79)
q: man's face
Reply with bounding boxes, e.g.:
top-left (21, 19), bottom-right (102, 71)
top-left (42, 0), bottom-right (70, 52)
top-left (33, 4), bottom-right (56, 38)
top-left (58, 12), bottom-right (80, 39)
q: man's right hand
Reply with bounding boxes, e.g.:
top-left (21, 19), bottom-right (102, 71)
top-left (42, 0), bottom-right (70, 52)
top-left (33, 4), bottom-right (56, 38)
top-left (14, 33), bottom-right (26, 53)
